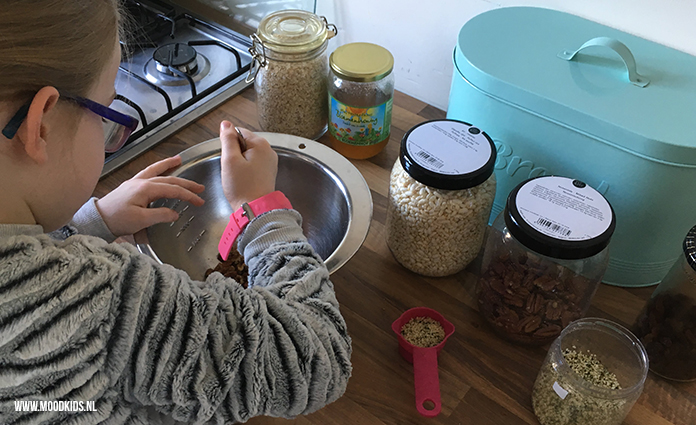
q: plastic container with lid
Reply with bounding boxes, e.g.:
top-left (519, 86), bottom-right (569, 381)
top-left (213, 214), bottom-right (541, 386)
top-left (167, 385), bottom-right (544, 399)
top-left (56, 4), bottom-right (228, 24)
top-left (477, 175), bottom-right (616, 344)
top-left (633, 224), bottom-right (696, 381)
top-left (328, 42), bottom-right (394, 159)
top-left (247, 10), bottom-right (337, 139)
top-left (532, 318), bottom-right (648, 425)
top-left (385, 119), bottom-right (496, 277)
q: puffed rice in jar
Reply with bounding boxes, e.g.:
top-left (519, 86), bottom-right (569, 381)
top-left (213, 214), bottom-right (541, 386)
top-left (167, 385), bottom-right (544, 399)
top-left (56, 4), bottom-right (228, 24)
top-left (248, 10), bottom-right (337, 139)
top-left (386, 119), bottom-right (497, 277)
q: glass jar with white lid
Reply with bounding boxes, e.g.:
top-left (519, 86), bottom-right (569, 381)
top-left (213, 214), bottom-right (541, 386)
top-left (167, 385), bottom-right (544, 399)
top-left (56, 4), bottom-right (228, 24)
top-left (477, 176), bottom-right (617, 345)
top-left (386, 119), bottom-right (497, 277)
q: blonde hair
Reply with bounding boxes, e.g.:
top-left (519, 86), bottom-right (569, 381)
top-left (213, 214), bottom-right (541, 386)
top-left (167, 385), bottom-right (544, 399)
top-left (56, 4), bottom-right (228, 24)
top-left (0, 0), bottom-right (124, 103)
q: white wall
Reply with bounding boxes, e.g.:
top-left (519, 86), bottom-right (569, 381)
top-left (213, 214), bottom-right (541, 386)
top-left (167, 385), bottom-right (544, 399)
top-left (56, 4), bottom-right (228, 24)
top-left (316, 0), bottom-right (696, 110)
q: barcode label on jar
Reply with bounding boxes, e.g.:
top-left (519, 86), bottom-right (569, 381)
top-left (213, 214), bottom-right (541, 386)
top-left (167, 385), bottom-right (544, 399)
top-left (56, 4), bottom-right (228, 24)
top-left (553, 381), bottom-right (569, 400)
top-left (405, 121), bottom-right (493, 175)
top-left (416, 151), bottom-right (444, 169)
top-left (536, 218), bottom-right (572, 237)
top-left (516, 176), bottom-right (613, 242)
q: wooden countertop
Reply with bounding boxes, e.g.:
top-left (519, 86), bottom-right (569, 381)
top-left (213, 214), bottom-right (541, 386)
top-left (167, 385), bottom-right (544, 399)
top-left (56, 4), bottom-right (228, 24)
top-left (95, 88), bottom-right (695, 425)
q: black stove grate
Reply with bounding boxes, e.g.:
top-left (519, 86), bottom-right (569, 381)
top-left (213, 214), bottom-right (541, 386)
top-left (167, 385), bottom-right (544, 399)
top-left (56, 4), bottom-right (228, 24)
top-left (109, 9), bottom-right (249, 158)
top-left (123, 0), bottom-right (177, 51)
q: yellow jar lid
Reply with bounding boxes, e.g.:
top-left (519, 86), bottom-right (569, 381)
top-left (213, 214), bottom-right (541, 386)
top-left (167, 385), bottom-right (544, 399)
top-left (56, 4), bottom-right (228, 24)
top-left (330, 42), bottom-right (394, 82)
top-left (257, 10), bottom-right (329, 54)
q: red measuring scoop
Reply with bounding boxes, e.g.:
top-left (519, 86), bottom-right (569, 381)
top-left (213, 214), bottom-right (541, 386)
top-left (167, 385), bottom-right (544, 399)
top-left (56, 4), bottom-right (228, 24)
top-left (391, 307), bottom-right (455, 418)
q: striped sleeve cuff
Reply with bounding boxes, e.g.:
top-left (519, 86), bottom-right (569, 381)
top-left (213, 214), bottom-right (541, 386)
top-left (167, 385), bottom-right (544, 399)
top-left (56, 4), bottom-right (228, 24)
top-left (69, 197), bottom-right (118, 243)
top-left (237, 209), bottom-right (306, 261)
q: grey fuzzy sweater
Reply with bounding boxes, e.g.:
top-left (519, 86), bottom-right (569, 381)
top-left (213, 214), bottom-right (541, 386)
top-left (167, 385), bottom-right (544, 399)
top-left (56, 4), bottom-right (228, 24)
top-left (0, 198), bottom-right (352, 424)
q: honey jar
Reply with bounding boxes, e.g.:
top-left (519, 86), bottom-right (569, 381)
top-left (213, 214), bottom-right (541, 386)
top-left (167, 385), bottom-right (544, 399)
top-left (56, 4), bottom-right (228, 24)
top-left (328, 42), bottom-right (394, 159)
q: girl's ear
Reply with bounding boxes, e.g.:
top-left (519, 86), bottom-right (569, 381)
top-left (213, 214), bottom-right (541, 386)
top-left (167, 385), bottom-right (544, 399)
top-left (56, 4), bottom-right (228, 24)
top-left (16, 86), bottom-right (60, 165)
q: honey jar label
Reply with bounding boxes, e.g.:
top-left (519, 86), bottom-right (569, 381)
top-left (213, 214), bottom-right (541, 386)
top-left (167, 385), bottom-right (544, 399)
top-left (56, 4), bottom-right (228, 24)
top-left (328, 96), bottom-right (392, 146)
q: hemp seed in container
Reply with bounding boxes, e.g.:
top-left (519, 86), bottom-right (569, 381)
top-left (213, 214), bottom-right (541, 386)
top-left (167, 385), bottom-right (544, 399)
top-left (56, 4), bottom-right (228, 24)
top-left (248, 10), bottom-right (337, 139)
top-left (477, 176), bottom-right (616, 344)
top-left (532, 318), bottom-right (648, 425)
top-left (386, 120), bottom-right (496, 277)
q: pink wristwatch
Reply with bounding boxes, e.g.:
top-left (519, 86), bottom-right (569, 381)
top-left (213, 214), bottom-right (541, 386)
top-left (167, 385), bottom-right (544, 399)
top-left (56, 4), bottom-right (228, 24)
top-left (218, 190), bottom-right (293, 260)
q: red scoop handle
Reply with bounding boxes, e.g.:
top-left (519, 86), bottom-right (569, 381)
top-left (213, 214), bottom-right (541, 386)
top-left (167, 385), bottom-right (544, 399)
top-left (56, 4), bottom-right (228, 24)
top-left (413, 347), bottom-right (442, 417)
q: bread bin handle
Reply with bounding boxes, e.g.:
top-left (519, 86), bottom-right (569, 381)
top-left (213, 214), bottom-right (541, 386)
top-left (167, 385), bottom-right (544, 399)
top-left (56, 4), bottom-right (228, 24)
top-left (557, 37), bottom-right (650, 88)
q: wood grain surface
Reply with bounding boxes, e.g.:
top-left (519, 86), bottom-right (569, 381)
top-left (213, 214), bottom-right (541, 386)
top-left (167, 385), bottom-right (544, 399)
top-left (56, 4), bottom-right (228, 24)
top-left (95, 88), bottom-right (696, 425)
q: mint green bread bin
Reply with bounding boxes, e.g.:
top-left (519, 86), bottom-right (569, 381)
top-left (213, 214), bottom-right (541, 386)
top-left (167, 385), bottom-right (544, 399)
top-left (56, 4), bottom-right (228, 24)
top-left (447, 7), bottom-right (696, 287)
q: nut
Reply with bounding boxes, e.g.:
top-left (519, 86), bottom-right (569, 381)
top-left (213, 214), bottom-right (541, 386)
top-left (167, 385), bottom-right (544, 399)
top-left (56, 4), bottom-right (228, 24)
top-left (477, 249), bottom-right (597, 344)
top-left (525, 293), bottom-right (544, 315)
top-left (545, 300), bottom-right (563, 321)
top-left (633, 292), bottom-right (696, 381)
top-left (205, 250), bottom-right (249, 287)
top-left (534, 275), bottom-right (557, 292)
top-left (489, 278), bottom-right (506, 295)
top-left (518, 315), bottom-right (542, 333)
top-left (534, 324), bottom-right (563, 339)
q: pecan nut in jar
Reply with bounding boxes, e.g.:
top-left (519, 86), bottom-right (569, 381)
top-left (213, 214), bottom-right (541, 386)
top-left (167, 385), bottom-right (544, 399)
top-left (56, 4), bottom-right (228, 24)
top-left (477, 176), bottom-right (616, 344)
top-left (478, 250), bottom-right (592, 344)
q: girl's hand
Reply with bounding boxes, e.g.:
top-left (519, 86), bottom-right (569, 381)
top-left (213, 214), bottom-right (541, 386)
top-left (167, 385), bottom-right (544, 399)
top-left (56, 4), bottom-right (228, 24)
top-left (96, 156), bottom-right (205, 236)
top-left (220, 121), bottom-right (278, 210)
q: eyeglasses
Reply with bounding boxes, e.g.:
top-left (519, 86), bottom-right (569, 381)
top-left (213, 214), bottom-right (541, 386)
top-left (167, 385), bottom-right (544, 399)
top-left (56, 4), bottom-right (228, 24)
top-left (2, 91), bottom-right (139, 153)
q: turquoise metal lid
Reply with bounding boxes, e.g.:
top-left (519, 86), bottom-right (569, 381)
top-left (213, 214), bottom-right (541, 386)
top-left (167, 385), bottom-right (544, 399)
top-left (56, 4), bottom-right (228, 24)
top-left (454, 7), bottom-right (696, 166)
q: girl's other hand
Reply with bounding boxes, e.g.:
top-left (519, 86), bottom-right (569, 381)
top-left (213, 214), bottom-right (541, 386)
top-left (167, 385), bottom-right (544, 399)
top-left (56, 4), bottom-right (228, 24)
top-left (219, 121), bottom-right (278, 210)
top-left (96, 156), bottom-right (205, 237)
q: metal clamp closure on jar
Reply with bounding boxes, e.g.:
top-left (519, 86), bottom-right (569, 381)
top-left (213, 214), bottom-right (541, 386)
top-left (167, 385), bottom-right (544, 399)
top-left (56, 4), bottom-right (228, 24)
top-left (246, 13), bottom-right (337, 83)
top-left (246, 33), bottom-right (268, 83)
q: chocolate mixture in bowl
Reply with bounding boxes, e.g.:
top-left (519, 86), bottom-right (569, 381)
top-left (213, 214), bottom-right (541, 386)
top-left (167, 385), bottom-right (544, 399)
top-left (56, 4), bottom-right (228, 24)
top-left (205, 249), bottom-right (249, 288)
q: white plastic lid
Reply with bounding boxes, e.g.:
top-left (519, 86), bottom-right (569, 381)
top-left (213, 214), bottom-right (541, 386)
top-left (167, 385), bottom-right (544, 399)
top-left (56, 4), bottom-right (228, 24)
top-left (400, 119), bottom-right (496, 190)
top-left (505, 176), bottom-right (616, 259)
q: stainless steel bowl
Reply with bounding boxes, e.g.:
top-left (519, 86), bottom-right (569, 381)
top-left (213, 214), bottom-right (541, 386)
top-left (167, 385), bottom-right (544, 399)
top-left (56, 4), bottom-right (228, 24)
top-left (134, 133), bottom-right (372, 278)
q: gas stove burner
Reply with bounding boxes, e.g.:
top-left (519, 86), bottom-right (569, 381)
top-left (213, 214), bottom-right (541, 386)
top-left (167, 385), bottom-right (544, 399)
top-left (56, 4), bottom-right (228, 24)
top-left (154, 43), bottom-right (198, 76)
top-left (144, 51), bottom-right (211, 87)
top-left (105, 3), bottom-right (253, 177)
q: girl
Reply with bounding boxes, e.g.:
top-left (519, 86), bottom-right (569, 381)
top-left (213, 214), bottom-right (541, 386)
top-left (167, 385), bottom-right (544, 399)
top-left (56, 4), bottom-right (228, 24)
top-left (0, 2), bottom-right (352, 424)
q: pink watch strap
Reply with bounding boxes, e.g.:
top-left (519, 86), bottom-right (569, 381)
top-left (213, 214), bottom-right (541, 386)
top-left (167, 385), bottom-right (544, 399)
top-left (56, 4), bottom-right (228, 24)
top-left (218, 191), bottom-right (293, 260)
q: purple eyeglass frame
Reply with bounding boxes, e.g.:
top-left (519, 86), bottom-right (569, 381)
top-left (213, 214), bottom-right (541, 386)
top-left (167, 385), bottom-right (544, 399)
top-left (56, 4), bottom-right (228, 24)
top-left (2, 91), bottom-right (139, 153)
